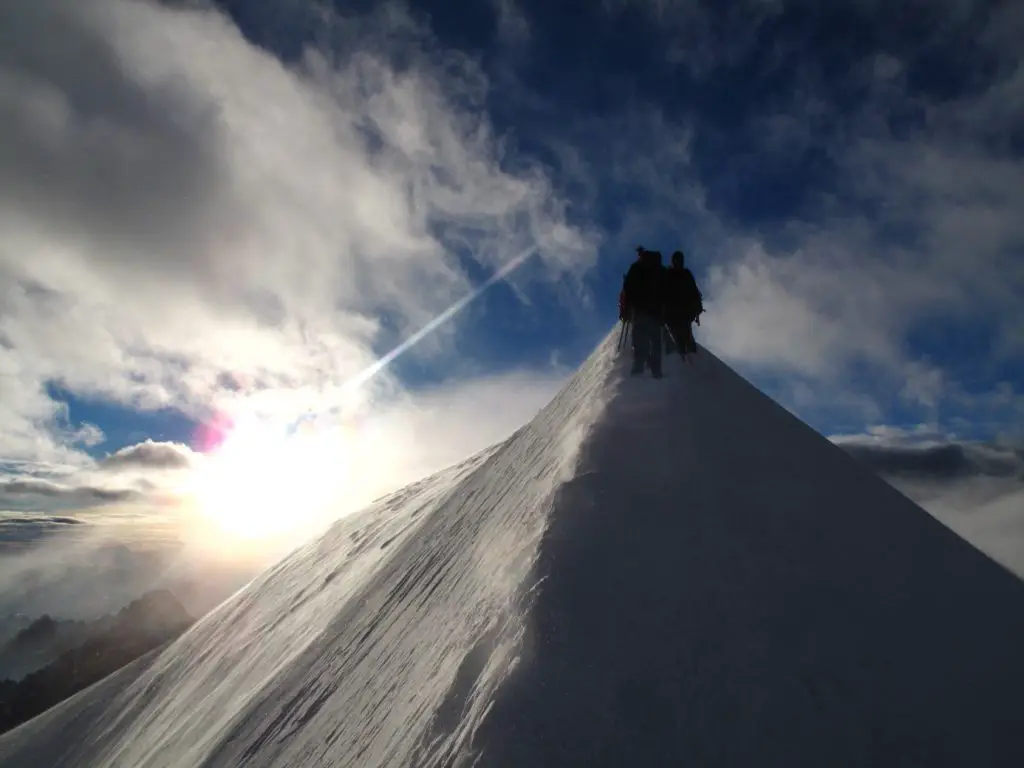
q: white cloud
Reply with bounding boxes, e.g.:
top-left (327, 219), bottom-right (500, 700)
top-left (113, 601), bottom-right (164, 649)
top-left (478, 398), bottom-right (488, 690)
top-left (699, 236), bottom-right (952, 398)
top-left (0, 518), bottom-right (262, 620)
top-left (510, 3), bottom-right (1018, 436)
top-left (366, 366), bottom-right (567, 483)
top-left (99, 440), bottom-right (195, 472)
top-left (656, 3), bottom-right (1024, 428)
top-left (0, 0), bottom-right (597, 469)
top-left (0, 366), bottom-right (567, 620)
top-left (3, 0), bottom-right (1022, 618)
top-left (0, 0), bottom-right (602, 619)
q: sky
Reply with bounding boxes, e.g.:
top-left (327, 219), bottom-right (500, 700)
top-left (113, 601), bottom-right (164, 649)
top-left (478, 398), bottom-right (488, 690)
top-left (0, 0), bottom-right (1022, 615)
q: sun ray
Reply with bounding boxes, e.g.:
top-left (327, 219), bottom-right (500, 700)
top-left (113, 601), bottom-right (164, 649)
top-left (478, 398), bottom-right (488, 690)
top-left (184, 251), bottom-right (536, 543)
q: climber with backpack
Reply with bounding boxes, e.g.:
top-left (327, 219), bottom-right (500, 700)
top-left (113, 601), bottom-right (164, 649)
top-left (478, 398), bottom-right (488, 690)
top-left (621, 246), bottom-right (666, 378)
top-left (663, 249), bottom-right (703, 360)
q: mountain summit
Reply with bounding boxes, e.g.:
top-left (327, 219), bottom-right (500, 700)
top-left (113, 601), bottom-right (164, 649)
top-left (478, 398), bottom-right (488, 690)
top-left (3, 331), bottom-right (1024, 767)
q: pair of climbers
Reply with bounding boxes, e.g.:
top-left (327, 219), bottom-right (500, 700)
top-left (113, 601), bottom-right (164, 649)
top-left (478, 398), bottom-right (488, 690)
top-left (619, 246), bottom-right (703, 378)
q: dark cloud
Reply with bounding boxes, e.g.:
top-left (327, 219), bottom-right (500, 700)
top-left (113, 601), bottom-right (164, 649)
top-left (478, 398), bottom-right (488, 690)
top-left (0, 478), bottom-right (139, 511)
top-left (840, 441), bottom-right (1024, 481)
top-left (99, 440), bottom-right (193, 472)
top-left (834, 433), bottom-right (1024, 576)
top-left (0, 514), bottom-right (86, 550)
top-left (0, 0), bottom-right (226, 266)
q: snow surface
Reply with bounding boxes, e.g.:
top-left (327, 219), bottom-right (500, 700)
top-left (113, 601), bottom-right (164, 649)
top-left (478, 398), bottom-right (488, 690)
top-left (4, 330), bottom-right (1024, 767)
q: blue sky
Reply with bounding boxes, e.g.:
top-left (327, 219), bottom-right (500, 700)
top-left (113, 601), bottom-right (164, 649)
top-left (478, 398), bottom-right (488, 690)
top-left (0, 0), bottom-right (1022, 567)
top-left (45, 0), bottom-right (1021, 451)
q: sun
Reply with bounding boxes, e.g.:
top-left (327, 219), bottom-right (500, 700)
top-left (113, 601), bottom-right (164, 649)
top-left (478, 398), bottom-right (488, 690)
top-left (187, 416), bottom-right (349, 541)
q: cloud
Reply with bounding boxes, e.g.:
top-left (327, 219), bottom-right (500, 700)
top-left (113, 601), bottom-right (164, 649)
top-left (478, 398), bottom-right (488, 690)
top-left (2, 0), bottom-right (1021, 621)
top-left (0, 0), bottom-right (609, 617)
top-left (0, 513), bottom-right (85, 550)
top-left (0, 0), bottom-right (598, 472)
top-left (655, 3), bottom-right (1024, 432)
top-left (0, 365), bottom-right (568, 622)
top-left (836, 429), bottom-right (1023, 481)
top-left (0, 362), bottom-right (568, 622)
top-left (0, 478), bottom-right (139, 511)
top-left (700, 237), bottom-right (953, 389)
top-left (365, 366), bottom-right (568, 485)
top-left (486, 2), bottom-right (1018, 440)
top-left (451, 0), bottom-right (1024, 439)
top-left (834, 427), bottom-right (1024, 576)
top-left (99, 440), bottom-right (195, 472)
top-left (0, 519), bottom-right (262, 620)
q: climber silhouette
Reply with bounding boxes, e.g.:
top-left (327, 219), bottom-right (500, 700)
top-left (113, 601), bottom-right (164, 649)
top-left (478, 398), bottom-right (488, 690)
top-left (663, 249), bottom-right (702, 360)
top-left (621, 246), bottom-right (665, 378)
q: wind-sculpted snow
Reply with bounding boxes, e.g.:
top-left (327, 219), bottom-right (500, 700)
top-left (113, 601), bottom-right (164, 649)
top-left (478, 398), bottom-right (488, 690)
top-left (470, 347), bottom-right (1024, 767)
top-left (0, 333), bottom-right (619, 768)
top-left (4, 331), bottom-right (1024, 767)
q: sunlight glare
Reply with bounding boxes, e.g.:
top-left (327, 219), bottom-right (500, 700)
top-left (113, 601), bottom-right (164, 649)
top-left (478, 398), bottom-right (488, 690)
top-left (189, 417), bottom-right (349, 541)
top-left (184, 249), bottom-right (538, 545)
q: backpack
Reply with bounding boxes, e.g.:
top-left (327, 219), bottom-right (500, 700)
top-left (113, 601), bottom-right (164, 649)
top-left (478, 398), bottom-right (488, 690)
top-left (682, 268), bottom-right (704, 320)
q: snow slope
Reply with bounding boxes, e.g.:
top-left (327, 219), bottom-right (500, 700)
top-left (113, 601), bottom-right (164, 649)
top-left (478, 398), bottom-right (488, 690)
top-left (4, 330), bottom-right (1024, 767)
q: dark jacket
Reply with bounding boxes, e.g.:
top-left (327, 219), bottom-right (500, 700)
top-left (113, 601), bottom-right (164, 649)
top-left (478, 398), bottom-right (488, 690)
top-left (663, 266), bottom-right (702, 321)
top-left (622, 252), bottom-right (665, 319)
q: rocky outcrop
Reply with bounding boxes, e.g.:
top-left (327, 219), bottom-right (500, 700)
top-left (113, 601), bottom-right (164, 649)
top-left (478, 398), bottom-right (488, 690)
top-left (0, 590), bottom-right (194, 735)
top-left (0, 615), bottom-right (93, 681)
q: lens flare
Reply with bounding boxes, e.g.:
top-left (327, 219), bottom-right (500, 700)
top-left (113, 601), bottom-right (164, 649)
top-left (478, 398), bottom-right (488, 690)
top-left (187, 416), bottom-right (349, 541)
top-left (184, 249), bottom-right (538, 544)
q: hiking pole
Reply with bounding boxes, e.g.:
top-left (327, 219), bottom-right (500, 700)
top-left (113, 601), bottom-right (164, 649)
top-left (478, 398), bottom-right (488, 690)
top-left (616, 319), bottom-right (630, 351)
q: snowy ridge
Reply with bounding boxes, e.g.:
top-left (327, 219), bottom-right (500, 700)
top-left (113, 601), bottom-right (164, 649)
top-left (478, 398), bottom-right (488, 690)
top-left (474, 343), bottom-right (1024, 766)
top-left (4, 330), bottom-right (1024, 767)
top-left (0, 332), bottom-right (620, 768)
